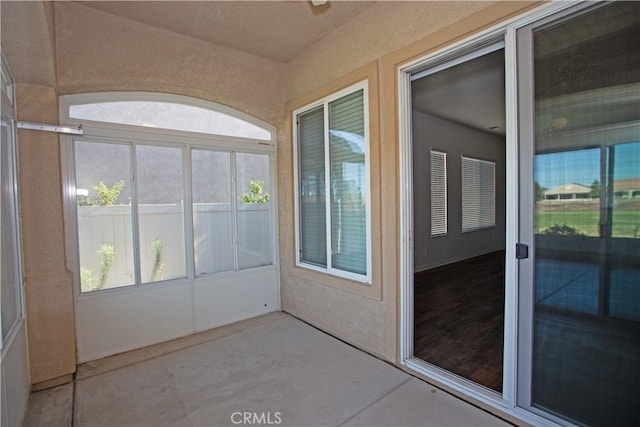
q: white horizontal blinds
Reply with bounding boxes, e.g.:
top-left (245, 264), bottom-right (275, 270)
top-left (298, 106), bottom-right (327, 267)
top-left (430, 150), bottom-right (447, 236)
top-left (329, 89), bottom-right (366, 275)
top-left (461, 156), bottom-right (495, 232)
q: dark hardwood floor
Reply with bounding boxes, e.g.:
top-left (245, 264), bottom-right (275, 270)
top-left (414, 251), bottom-right (505, 392)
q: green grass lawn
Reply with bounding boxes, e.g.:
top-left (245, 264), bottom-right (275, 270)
top-left (536, 210), bottom-right (640, 238)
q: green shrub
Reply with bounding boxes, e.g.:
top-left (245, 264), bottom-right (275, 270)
top-left (150, 238), bottom-right (163, 282)
top-left (79, 180), bottom-right (125, 206)
top-left (98, 243), bottom-right (116, 288)
top-left (543, 224), bottom-right (585, 236)
top-left (240, 180), bottom-right (270, 204)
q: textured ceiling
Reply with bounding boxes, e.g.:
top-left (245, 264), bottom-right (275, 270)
top-left (77, 1), bottom-right (374, 63)
top-left (412, 49), bottom-right (506, 136)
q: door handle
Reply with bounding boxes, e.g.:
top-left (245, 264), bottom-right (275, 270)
top-left (516, 243), bottom-right (529, 260)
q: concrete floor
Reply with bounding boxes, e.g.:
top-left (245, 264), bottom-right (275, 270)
top-left (23, 312), bottom-right (510, 426)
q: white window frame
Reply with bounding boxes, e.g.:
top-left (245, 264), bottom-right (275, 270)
top-left (60, 92), bottom-right (277, 297)
top-left (0, 52), bottom-right (25, 348)
top-left (293, 81), bottom-right (372, 284)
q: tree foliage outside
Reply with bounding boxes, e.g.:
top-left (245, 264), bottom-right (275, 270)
top-left (150, 238), bottom-right (164, 282)
top-left (240, 179), bottom-right (270, 204)
top-left (81, 243), bottom-right (116, 291)
top-left (535, 182), bottom-right (547, 201)
top-left (79, 180), bottom-right (125, 206)
top-left (590, 179), bottom-right (601, 199)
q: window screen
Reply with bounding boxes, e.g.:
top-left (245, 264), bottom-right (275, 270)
top-left (329, 90), bottom-right (367, 275)
top-left (295, 82), bottom-right (369, 281)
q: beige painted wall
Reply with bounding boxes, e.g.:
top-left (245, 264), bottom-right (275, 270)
top-left (0, 1), bottom-right (57, 88)
top-left (54, 2), bottom-right (287, 126)
top-left (16, 84), bottom-right (77, 386)
top-left (281, 1), bottom-right (539, 362)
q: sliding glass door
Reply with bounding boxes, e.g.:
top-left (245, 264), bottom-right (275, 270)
top-left (518, 3), bottom-right (640, 425)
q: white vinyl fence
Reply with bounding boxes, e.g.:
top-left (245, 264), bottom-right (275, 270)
top-left (78, 203), bottom-right (271, 291)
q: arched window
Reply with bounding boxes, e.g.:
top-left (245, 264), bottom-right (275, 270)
top-left (60, 93), bottom-right (276, 294)
top-left (62, 92), bottom-right (273, 142)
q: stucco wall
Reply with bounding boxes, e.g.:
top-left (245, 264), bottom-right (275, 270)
top-left (0, 1), bottom-right (57, 88)
top-left (287, 1), bottom-right (502, 101)
top-left (282, 1), bottom-right (539, 362)
top-left (16, 83), bottom-right (76, 386)
top-left (54, 2), bottom-right (287, 126)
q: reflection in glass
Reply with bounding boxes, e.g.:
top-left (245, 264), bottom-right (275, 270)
top-left (298, 107), bottom-right (327, 267)
top-left (329, 89), bottom-right (367, 275)
top-left (531, 3), bottom-right (639, 425)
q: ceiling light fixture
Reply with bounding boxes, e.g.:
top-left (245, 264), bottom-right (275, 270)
top-left (311, 0), bottom-right (328, 6)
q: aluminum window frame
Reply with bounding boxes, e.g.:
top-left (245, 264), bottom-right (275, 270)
top-left (60, 93), bottom-right (278, 298)
top-left (292, 80), bottom-right (372, 284)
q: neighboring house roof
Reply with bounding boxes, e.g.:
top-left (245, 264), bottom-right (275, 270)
top-left (545, 183), bottom-right (591, 196)
top-left (613, 178), bottom-right (640, 191)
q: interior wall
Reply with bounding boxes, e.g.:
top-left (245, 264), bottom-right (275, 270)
top-left (412, 111), bottom-right (506, 271)
top-left (282, 1), bottom-right (537, 362)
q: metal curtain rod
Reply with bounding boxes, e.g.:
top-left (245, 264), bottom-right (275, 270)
top-left (17, 121), bottom-right (83, 135)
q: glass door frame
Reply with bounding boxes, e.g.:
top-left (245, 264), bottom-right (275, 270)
top-left (397, 2), bottom-right (584, 425)
top-left (516, 2), bottom-right (638, 425)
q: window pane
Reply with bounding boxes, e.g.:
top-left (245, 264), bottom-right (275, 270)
top-left (1, 119), bottom-right (20, 339)
top-left (192, 150), bottom-right (234, 275)
top-left (611, 142), bottom-right (640, 239)
top-left (329, 89), bottom-right (366, 275)
top-left (462, 156), bottom-right (495, 232)
top-left (298, 107), bottom-right (327, 267)
top-left (236, 152), bottom-right (272, 270)
top-left (609, 141), bottom-right (640, 322)
top-left (530, 3), bottom-right (640, 425)
top-left (75, 141), bottom-right (135, 291)
top-left (70, 101), bottom-right (271, 140)
top-left (535, 149), bottom-right (601, 237)
top-left (430, 150), bottom-right (447, 236)
top-left (136, 145), bottom-right (186, 283)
